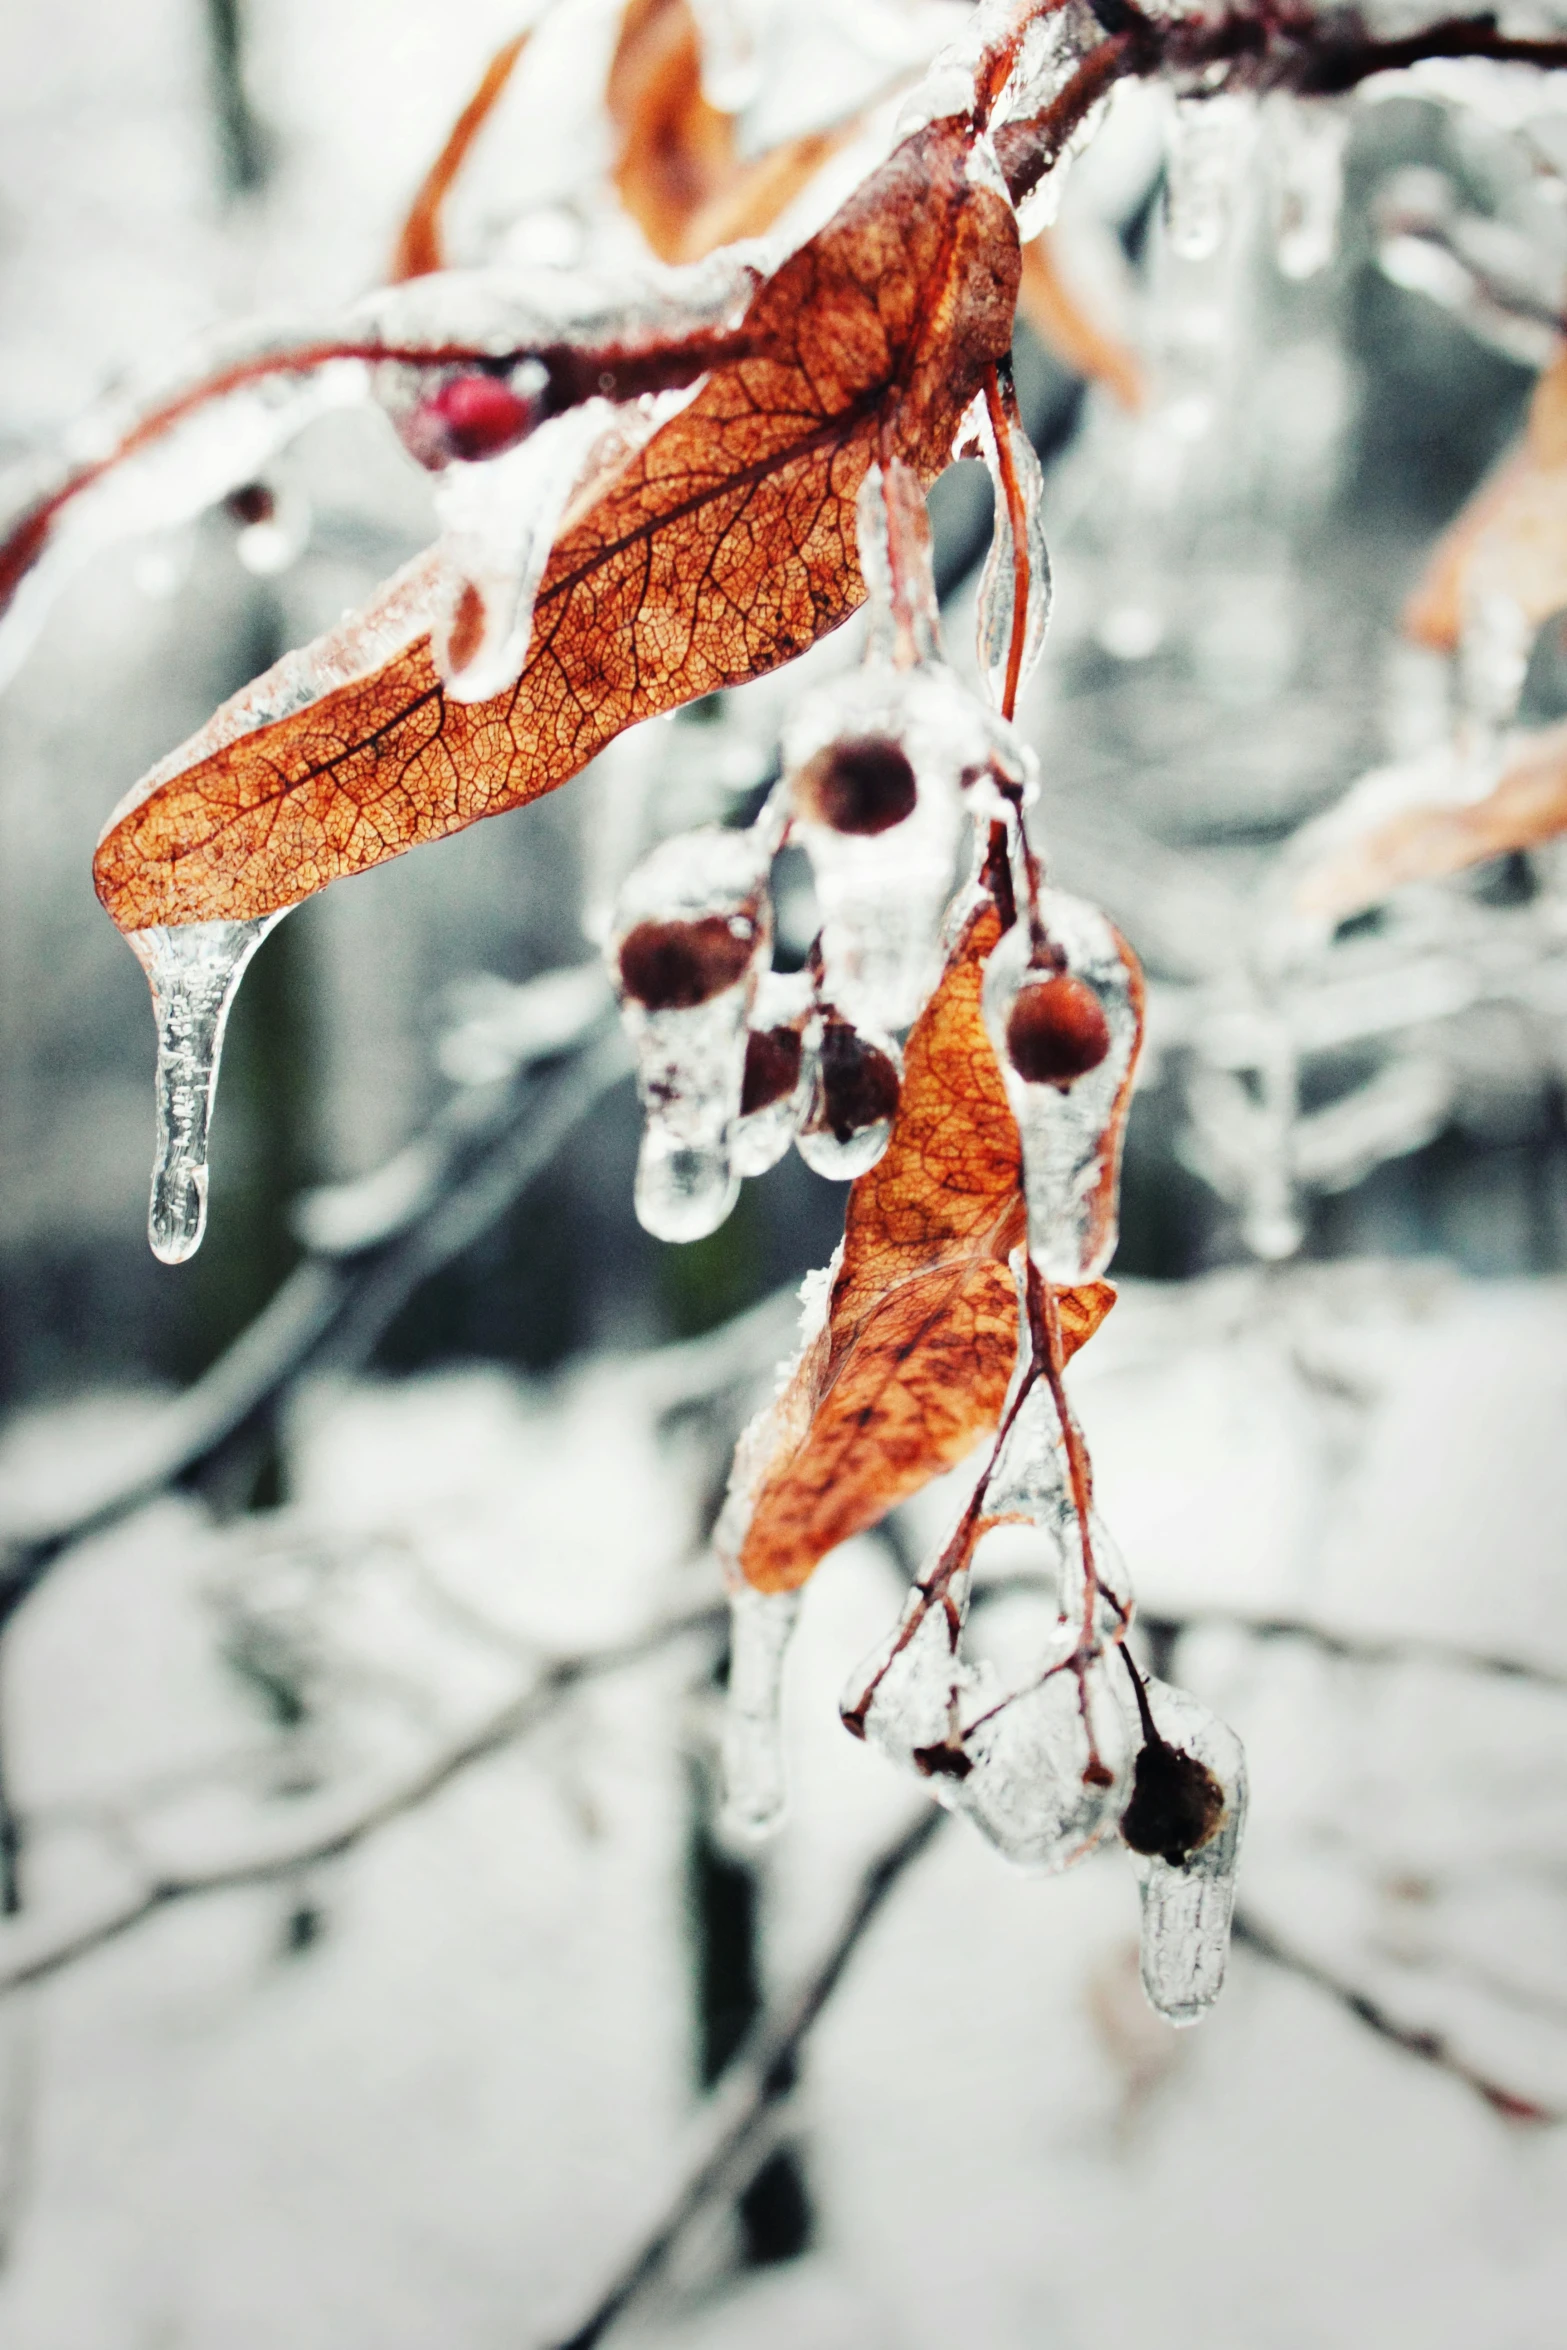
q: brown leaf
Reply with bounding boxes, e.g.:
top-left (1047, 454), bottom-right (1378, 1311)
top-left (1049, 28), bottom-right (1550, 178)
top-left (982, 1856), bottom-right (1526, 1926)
top-left (1293, 718), bottom-right (1567, 923)
top-left (94, 118), bottom-right (1020, 932)
top-left (726, 899), bottom-right (1115, 1596)
top-left (608, 0), bottom-right (849, 265)
top-left (389, 29), bottom-right (531, 283)
top-left (1404, 352), bottom-right (1567, 653)
top-left (1016, 230), bottom-right (1142, 412)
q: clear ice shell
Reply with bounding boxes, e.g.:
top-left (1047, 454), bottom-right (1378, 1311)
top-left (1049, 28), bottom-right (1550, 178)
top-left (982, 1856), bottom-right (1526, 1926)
top-left (731, 969), bottom-right (812, 1178)
top-left (610, 825), bottom-right (770, 1243)
top-left (981, 892), bottom-right (1142, 1282)
top-left (720, 1583), bottom-right (801, 1842)
top-left (1124, 1677), bottom-right (1248, 2027)
top-left (431, 399), bottom-right (620, 702)
top-left (956, 1633), bottom-right (1132, 1872)
top-left (983, 1372), bottom-right (1133, 1638)
top-left (1164, 90), bottom-right (1256, 264)
top-left (967, 390), bottom-right (1053, 714)
top-left (128, 914), bottom-right (286, 1264)
top-left (795, 1018), bottom-right (902, 1181)
top-left (845, 1568), bottom-right (971, 1776)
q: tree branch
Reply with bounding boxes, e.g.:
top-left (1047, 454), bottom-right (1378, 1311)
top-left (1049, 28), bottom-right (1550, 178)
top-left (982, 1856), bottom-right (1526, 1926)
top-left (544, 1806), bottom-right (947, 2350)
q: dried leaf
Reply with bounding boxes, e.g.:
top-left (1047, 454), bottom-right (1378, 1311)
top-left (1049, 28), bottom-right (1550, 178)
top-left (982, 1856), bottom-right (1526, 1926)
top-left (608, 0), bottom-right (848, 264)
top-left (94, 119), bottom-right (1020, 932)
top-left (1016, 230), bottom-right (1142, 412)
top-left (1404, 352), bottom-right (1567, 652)
top-left (390, 29), bottom-right (531, 282)
top-left (726, 898), bottom-right (1114, 1595)
top-left (1292, 718), bottom-right (1567, 922)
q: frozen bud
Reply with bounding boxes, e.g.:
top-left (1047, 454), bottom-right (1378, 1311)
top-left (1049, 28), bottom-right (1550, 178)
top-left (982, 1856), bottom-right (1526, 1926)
top-left (797, 1014), bottom-right (901, 1179)
top-left (398, 367), bottom-right (545, 471)
top-left (610, 826), bottom-right (770, 1243)
top-left (1119, 1674), bottom-right (1247, 2026)
top-left (982, 892), bottom-right (1142, 1282)
top-left (794, 735), bottom-right (919, 835)
top-left (1005, 972), bottom-right (1111, 1087)
top-left (732, 969), bottom-right (812, 1178)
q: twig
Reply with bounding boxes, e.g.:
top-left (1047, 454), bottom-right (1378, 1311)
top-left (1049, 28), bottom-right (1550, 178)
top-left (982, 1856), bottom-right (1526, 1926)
top-left (544, 1807), bottom-right (947, 2350)
top-left (0, 1600), bottom-right (724, 2000)
top-left (1232, 1911), bottom-right (1561, 2123)
top-left (0, 1027), bottom-right (627, 1610)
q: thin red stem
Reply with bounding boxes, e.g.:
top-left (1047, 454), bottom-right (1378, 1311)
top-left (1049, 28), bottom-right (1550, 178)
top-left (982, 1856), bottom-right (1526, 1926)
top-left (982, 364), bottom-right (1031, 724)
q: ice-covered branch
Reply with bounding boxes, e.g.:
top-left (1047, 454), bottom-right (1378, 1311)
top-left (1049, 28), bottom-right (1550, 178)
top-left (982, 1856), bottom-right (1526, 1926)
top-left (545, 1806), bottom-right (947, 2350)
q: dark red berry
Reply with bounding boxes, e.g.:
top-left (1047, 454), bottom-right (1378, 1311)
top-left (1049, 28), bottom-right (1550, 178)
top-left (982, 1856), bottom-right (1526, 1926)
top-left (797, 735), bottom-right (918, 835)
top-left (1005, 973), bottom-right (1111, 1088)
top-left (226, 482), bottom-right (275, 528)
top-left (421, 372), bottom-right (538, 465)
top-left (617, 914), bottom-right (754, 1011)
top-left (1119, 1739), bottom-right (1225, 1868)
top-left (740, 1024), bottom-right (803, 1116)
top-left (818, 1018), bottom-right (900, 1142)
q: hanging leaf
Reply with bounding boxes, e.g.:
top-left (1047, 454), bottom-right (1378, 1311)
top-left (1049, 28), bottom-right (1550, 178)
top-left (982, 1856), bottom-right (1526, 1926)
top-left (722, 896), bottom-right (1115, 1596)
top-left (93, 118), bottom-right (1021, 932)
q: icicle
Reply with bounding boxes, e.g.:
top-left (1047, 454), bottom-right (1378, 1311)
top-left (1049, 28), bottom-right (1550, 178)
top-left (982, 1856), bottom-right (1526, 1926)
top-left (982, 890), bottom-right (1142, 1282)
top-left (128, 914), bottom-right (286, 1264)
top-left (956, 1632), bottom-right (1133, 1871)
top-left (732, 969), bottom-right (812, 1177)
top-left (967, 390), bottom-right (1053, 715)
top-left (796, 1013), bottom-right (902, 1180)
top-left (1119, 1674), bottom-right (1247, 2025)
top-left (610, 826), bottom-right (770, 1242)
top-left (1269, 97), bottom-right (1347, 282)
top-left (782, 467), bottom-right (985, 1032)
top-left (432, 399), bottom-right (620, 702)
top-left (720, 1583), bottom-right (801, 1841)
top-left (1164, 92), bottom-right (1256, 264)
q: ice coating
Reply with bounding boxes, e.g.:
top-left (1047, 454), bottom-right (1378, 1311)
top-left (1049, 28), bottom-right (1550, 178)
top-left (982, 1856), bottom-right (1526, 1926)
top-left (996, 1), bottom-right (1102, 239)
top-left (128, 914), bottom-right (287, 1264)
top-left (610, 825), bottom-right (770, 1243)
top-left (721, 1584), bottom-right (801, 1841)
top-left (1119, 1673), bottom-right (1248, 2025)
top-left (732, 969), bottom-right (812, 1178)
top-left (844, 1563), bottom-right (972, 1773)
top-left (1269, 96), bottom-right (1347, 282)
top-left (957, 1634), bottom-right (1132, 1871)
top-left (969, 389), bottom-right (1053, 714)
top-left (1164, 91), bottom-right (1256, 264)
top-left (796, 1015), bottom-right (902, 1180)
top-left (782, 468), bottom-right (986, 1032)
top-left (981, 890), bottom-right (1142, 1282)
top-left (431, 398), bottom-right (620, 701)
top-left (984, 1370), bottom-right (1133, 1639)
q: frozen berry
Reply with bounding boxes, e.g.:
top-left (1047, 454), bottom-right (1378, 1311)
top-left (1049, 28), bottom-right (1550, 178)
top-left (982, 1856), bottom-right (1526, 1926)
top-left (1119, 1738), bottom-right (1225, 1868)
top-left (1005, 973), bottom-right (1111, 1088)
top-left (796, 735), bottom-right (918, 835)
top-left (617, 915), bottom-right (754, 1011)
top-left (819, 1018), bottom-right (900, 1142)
top-left (412, 371), bottom-right (539, 467)
top-left (226, 482), bottom-right (275, 527)
top-left (740, 1024), bottom-right (803, 1116)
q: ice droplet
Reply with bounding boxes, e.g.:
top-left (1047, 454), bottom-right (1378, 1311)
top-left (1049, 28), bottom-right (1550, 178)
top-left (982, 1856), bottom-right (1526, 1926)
top-left (969, 390), bottom-right (1053, 714)
top-left (128, 914), bottom-right (286, 1264)
top-left (732, 969), bottom-right (812, 1177)
top-left (432, 398), bottom-right (620, 702)
top-left (1269, 96), bottom-right (1347, 282)
top-left (981, 891), bottom-right (1142, 1282)
top-left (1164, 91), bottom-right (1256, 264)
top-left (796, 1014), bottom-right (902, 1180)
top-left (610, 826), bottom-right (770, 1242)
top-left (721, 1583), bottom-right (801, 1841)
top-left (1119, 1675), bottom-right (1247, 2026)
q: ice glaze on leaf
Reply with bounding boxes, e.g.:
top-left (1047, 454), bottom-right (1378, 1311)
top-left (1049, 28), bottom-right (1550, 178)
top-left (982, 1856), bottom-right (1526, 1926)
top-left (94, 118), bottom-right (1020, 932)
top-left (725, 898), bottom-right (1114, 1596)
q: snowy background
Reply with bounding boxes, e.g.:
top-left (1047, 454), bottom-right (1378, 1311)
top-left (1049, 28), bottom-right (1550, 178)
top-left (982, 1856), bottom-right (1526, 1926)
top-left (1, 3), bottom-right (1566, 2346)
